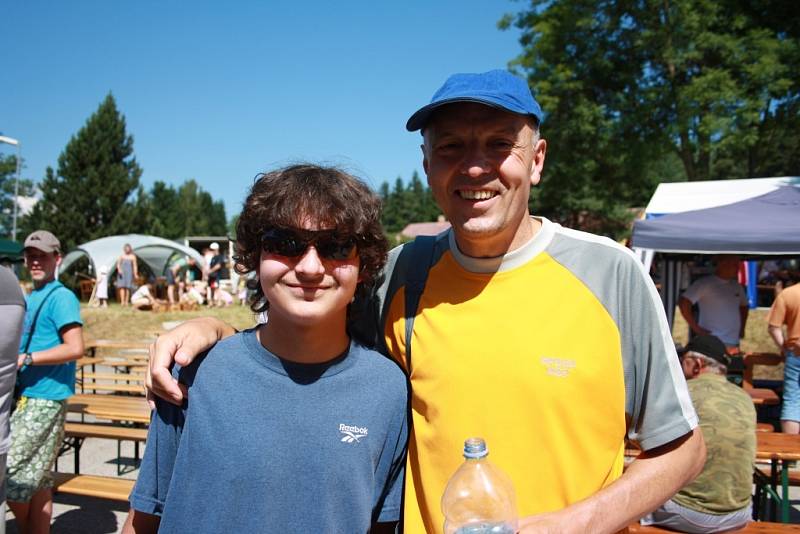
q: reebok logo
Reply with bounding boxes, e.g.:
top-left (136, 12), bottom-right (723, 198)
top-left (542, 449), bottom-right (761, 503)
top-left (339, 423), bottom-right (368, 443)
top-left (540, 357), bottom-right (576, 378)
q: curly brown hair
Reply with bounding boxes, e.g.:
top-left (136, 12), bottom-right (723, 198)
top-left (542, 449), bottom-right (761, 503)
top-left (235, 164), bottom-right (388, 316)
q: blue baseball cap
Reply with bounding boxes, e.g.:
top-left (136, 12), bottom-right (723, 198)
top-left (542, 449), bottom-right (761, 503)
top-left (406, 69), bottom-right (543, 132)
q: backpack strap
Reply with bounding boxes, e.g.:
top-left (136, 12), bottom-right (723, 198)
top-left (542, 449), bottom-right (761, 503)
top-left (21, 284), bottom-right (64, 355)
top-left (403, 235), bottom-right (437, 373)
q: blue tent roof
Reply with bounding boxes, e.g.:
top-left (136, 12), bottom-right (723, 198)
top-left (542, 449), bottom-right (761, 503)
top-left (631, 185), bottom-right (800, 255)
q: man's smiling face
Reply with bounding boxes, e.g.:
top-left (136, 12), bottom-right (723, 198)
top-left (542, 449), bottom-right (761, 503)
top-left (422, 102), bottom-right (545, 258)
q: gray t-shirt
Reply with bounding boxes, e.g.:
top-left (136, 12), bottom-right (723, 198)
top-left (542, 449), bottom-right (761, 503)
top-left (130, 329), bottom-right (408, 532)
top-left (0, 266), bottom-right (24, 454)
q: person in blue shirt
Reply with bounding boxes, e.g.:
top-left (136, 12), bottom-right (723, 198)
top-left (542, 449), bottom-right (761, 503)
top-left (8, 230), bottom-right (83, 534)
top-left (124, 164), bottom-right (408, 534)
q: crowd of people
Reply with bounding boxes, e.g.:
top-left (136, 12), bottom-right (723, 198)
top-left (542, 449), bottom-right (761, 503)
top-left (88, 242), bottom-right (242, 312)
top-left (0, 69), bottom-right (798, 533)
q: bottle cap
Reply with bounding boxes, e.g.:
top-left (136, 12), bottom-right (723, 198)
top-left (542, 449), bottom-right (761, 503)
top-left (463, 437), bottom-right (488, 459)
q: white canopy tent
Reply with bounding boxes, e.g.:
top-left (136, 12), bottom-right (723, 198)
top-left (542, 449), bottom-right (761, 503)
top-left (59, 234), bottom-right (205, 281)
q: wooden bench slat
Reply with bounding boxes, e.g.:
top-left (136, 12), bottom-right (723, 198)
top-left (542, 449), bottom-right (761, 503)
top-left (80, 372), bottom-right (145, 381)
top-left (52, 472), bottom-right (134, 502)
top-left (78, 382), bottom-right (145, 394)
top-left (65, 422), bottom-right (148, 441)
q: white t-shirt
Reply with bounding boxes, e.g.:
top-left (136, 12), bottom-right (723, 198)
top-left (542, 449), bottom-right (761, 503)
top-left (682, 275), bottom-right (748, 346)
top-left (131, 285), bottom-right (152, 301)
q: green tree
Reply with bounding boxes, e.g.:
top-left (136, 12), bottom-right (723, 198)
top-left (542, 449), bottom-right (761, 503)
top-left (228, 214), bottom-right (240, 239)
top-left (138, 179), bottom-right (228, 239)
top-left (22, 94), bottom-right (142, 250)
top-left (0, 153), bottom-right (35, 240)
top-left (379, 171), bottom-right (443, 235)
top-left (501, 0), bottom-right (799, 237)
top-left (174, 179), bottom-right (227, 236)
top-left (145, 181), bottom-right (182, 237)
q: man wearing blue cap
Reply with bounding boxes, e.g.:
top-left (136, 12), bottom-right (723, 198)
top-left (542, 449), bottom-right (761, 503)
top-left (146, 70), bottom-right (705, 533)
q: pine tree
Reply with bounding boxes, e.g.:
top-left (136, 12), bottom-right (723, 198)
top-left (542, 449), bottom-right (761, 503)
top-left (23, 94), bottom-right (142, 251)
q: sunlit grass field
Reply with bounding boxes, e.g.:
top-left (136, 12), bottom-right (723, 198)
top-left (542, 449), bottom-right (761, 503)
top-left (81, 303), bottom-right (258, 345)
top-left (81, 303), bottom-right (781, 378)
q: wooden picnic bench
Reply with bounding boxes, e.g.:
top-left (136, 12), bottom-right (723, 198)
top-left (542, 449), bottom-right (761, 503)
top-left (750, 388), bottom-right (781, 406)
top-left (755, 432), bottom-right (800, 523)
top-left (77, 371), bottom-right (145, 394)
top-left (84, 339), bottom-right (151, 354)
top-left (101, 359), bottom-right (148, 369)
top-left (60, 422), bottom-right (148, 475)
top-left (67, 393), bottom-right (152, 425)
top-left (744, 353), bottom-right (783, 391)
top-left (78, 382), bottom-right (145, 395)
top-left (76, 356), bottom-right (105, 368)
top-left (52, 472), bottom-right (134, 502)
top-left (80, 372), bottom-right (145, 381)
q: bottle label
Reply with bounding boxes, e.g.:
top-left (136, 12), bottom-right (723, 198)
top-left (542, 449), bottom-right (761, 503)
top-left (454, 522), bottom-right (516, 534)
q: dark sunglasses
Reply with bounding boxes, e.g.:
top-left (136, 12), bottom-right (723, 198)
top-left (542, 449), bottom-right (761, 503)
top-left (261, 228), bottom-right (357, 261)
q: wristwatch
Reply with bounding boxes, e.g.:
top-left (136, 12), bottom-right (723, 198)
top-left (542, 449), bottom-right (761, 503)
top-left (22, 353), bottom-right (33, 367)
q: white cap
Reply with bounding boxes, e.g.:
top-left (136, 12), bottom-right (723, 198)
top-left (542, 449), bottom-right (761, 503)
top-left (209, 242), bottom-right (220, 250)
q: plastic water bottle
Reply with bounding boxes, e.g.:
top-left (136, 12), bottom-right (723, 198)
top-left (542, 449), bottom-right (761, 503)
top-left (441, 437), bottom-right (518, 534)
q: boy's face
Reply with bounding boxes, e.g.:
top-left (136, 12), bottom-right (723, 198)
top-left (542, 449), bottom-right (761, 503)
top-left (258, 223), bottom-right (360, 327)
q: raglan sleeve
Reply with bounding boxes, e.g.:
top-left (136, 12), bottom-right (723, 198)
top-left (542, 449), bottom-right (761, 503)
top-left (621, 254), bottom-right (698, 451)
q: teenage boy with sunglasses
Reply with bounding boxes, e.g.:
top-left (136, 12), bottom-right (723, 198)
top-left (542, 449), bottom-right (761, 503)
top-left (123, 165), bottom-right (408, 534)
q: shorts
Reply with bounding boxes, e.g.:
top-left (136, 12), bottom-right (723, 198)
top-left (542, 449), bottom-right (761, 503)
top-left (640, 499), bottom-right (751, 533)
top-left (209, 279), bottom-right (218, 289)
top-left (165, 269), bottom-right (176, 285)
top-left (6, 397), bottom-right (67, 503)
top-left (782, 350), bottom-right (800, 422)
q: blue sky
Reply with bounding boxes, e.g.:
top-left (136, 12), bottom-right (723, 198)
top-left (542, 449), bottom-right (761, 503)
top-left (1, 1), bottom-right (524, 220)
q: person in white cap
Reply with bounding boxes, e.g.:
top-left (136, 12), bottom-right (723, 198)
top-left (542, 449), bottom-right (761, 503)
top-left (8, 230), bottom-right (83, 533)
top-left (93, 264), bottom-right (109, 308)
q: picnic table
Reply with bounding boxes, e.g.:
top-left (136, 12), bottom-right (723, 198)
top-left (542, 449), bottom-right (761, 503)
top-left (76, 370), bottom-right (145, 395)
top-left (756, 432), bottom-right (800, 523)
top-left (749, 388), bottom-right (781, 406)
top-left (67, 393), bottom-right (151, 425)
top-left (84, 339), bottom-right (151, 358)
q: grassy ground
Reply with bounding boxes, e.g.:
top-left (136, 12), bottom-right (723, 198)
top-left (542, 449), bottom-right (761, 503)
top-left (82, 303), bottom-right (782, 376)
top-left (80, 303), bottom-right (258, 356)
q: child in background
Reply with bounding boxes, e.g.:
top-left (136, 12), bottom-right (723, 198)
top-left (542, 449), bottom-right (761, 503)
top-left (236, 274), bottom-right (248, 306)
top-left (123, 164), bottom-right (407, 533)
top-left (213, 287), bottom-right (234, 307)
top-left (95, 265), bottom-right (109, 308)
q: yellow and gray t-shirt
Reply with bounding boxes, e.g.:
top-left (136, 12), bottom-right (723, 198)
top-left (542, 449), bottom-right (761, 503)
top-left (371, 217), bottom-right (697, 534)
